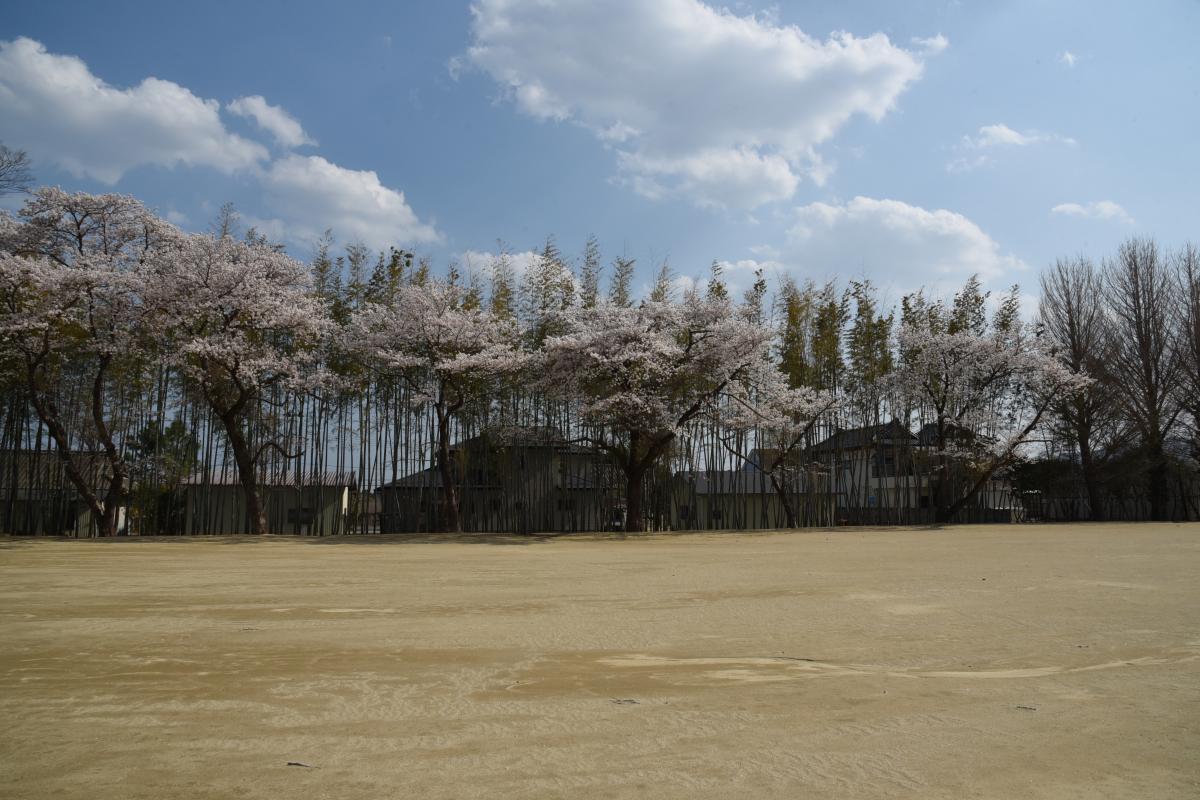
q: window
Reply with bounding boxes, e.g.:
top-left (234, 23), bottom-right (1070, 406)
top-left (287, 507), bottom-right (315, 525)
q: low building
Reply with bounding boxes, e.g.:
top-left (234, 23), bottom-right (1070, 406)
top-left (671, 468), bottom-right (834, 530)
top-left (182, 470), bottom-right (356, 535)
top-left (809, 420), bottom-right (1018, 523)
top-left (0, 449), bottom-right (116, 536)
top-left (377, 427), bottom-right (617, 533)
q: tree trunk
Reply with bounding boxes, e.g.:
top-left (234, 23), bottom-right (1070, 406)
top-left (1078, 435), bottom-right (1104, 521)
top-left (220, 411), bottom-right (268, 535)
top-left (1146, 438), bottom-right (1168, 521)
top-left (624, 463), bottom-right (646, 533)
top-left (932, 451), bottom-right (952, 524)
top-left (25, 376), bottom-right (109, 537)
top-left (436, 405), bottom-right (462, 533)
top-left (91, 356), bottom-right (129, 536)
top-left (769, 473), bottom-right (798, 528)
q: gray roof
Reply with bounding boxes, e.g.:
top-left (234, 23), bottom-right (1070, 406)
top-left (0, 449), bottom-right (109, 491)
top-left (812, 421), bottom-right (916, 453)
top-left (381, 466), bottom-right (611, 491)
top-left (379, 467), bottom-right (443, 490)
top-left (451, 425), bottom-right (564, 450)
top-left (183, 470), bottom-right (356, 488)
top-left (675, 470), bottom-right (780, 495)
top-left (915, 422), bottom-right (986, 447)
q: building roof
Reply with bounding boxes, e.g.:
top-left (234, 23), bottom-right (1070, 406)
top-left (0, 449), bottom-right (109, 491)
top-left (812, 420), bottom-right (916, 453)
top-left (451, 425), bottom-right (563, 451)
top-left (915, 422), bottom-right (985, 447)
top-left (183, 470), bottom-right (356, 488)
top-left (379, 467), bottom-right (443, 490)
top-left (380, 465), bottom-right (612, 492)
top-left (675, 470), bottom-right (781, 495)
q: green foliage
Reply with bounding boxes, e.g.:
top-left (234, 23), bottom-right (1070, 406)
top-left (489, 246), bottom-right (517, 320)
top-left (740, 267), bottom-right (768, 325)
top-left (706, 260), bottom-right (728, 302)
top-left (776, 277), bottom-right (814, 389)
top-left (579, 235), bottom-right (601, 309)
top-left (847, 279), bottom-right (894, 397)
top-left (522, 235), bottom-right (576, 345)
top-left (648, 258), bottom-right (674, 303)
top-left (949, 274), bottom-right (988, 335)
top-left (811, 282), bottom-right (849, 391)
top-left (609, 255), bottom-right (636, 308)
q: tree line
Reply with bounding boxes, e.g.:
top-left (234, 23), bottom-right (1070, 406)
top-left (1, 187), bottom-right (1197, 535)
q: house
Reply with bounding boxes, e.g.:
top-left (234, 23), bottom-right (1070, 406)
top-left (0, 449), bottom-right (117, 536)
top-left (809, 420), bottom-right (1019, 522)
top-left (812, 420), bottom-right (923, 512)
top-left (914, 422), bottom-right (1017, 515)
top-left (376, 427), bottom-right (617, 533)
top-left (671, 467), bottom-right (833, 530)
top-left (182, 470), bottom-right (356, 535)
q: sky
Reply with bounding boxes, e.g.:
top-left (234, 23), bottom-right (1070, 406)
top-left (2, 0), bottom-right (1197, 309)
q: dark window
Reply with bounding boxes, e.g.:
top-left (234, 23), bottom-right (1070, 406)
top-left (287, 507), bottom-right (315, 525)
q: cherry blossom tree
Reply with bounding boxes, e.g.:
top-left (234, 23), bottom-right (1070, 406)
top-left (347, 279), bottom-right (525, 532)
top-left (895, 285), bottom-right (1089, 522)
top-left (0, 189), bottom-right (174, 536)
top-left (542, 295), bottom-right (772, 532)
top-left (723, 369), bottom-right (839, 528)
top-left (146, 231), bottom-right (328, 535)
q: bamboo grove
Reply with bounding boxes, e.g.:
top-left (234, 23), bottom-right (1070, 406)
top-left (2, 189), bottom-right (1198, 536)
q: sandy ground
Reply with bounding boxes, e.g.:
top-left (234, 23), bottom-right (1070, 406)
top-left (1, 524), bottom-right (1198, 799)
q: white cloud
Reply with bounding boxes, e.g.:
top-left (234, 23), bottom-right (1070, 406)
top-left (913, 34), bottom-right (950, 55)
top-left (616, 148), bottom-right (802, 208)
top-left (968, 123), bottom-right (1075, 149)
top-left (0, 38), bottom-right (439, 256)
top-left (1059, 51), bottom-right (1077, 68)
top-left (0, 37), bottom-right (267, 183)
top-left (947, 123), bottom-right (1076, 173)
top-left (465, 0), bottom-right (936, 208)
top-left (1051, 201), bottom-right (1133, 224)
top-left (259, 155), bottom-right (441, 251)
top-left (227, 95), bottom-right (316, 149)
top-left (782, 196), bottom-right (1026, 294)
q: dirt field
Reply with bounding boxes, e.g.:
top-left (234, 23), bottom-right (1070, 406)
top-left (1, 523), bottom-right (1198, 799)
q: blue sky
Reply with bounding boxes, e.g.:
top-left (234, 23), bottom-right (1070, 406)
top-left (2, 0), bottom-right (1197, 308)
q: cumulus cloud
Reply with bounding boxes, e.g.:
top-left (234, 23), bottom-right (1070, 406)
top-left (947, 123), bottom-right (1076, 173)
top-left (227, 95), bottom-right (316, 148)
top-left (0, 37), bottom-right (267, 183)
top-left (257, 155), bottom-right (441, 252)
top-left (1051, 201), bottom-right (1133, 224)
top-left (465, 0), bottom-right (935, 208)
top-left (781, 196), bottom-right (1025, 294)
top-left (0, 38), bottom-right (439, 254)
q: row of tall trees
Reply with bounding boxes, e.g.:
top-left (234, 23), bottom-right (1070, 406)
top-left (1, 187), bottom-right (1195, 535)
top-left (1037, 240), bottom-right (1200, 520)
